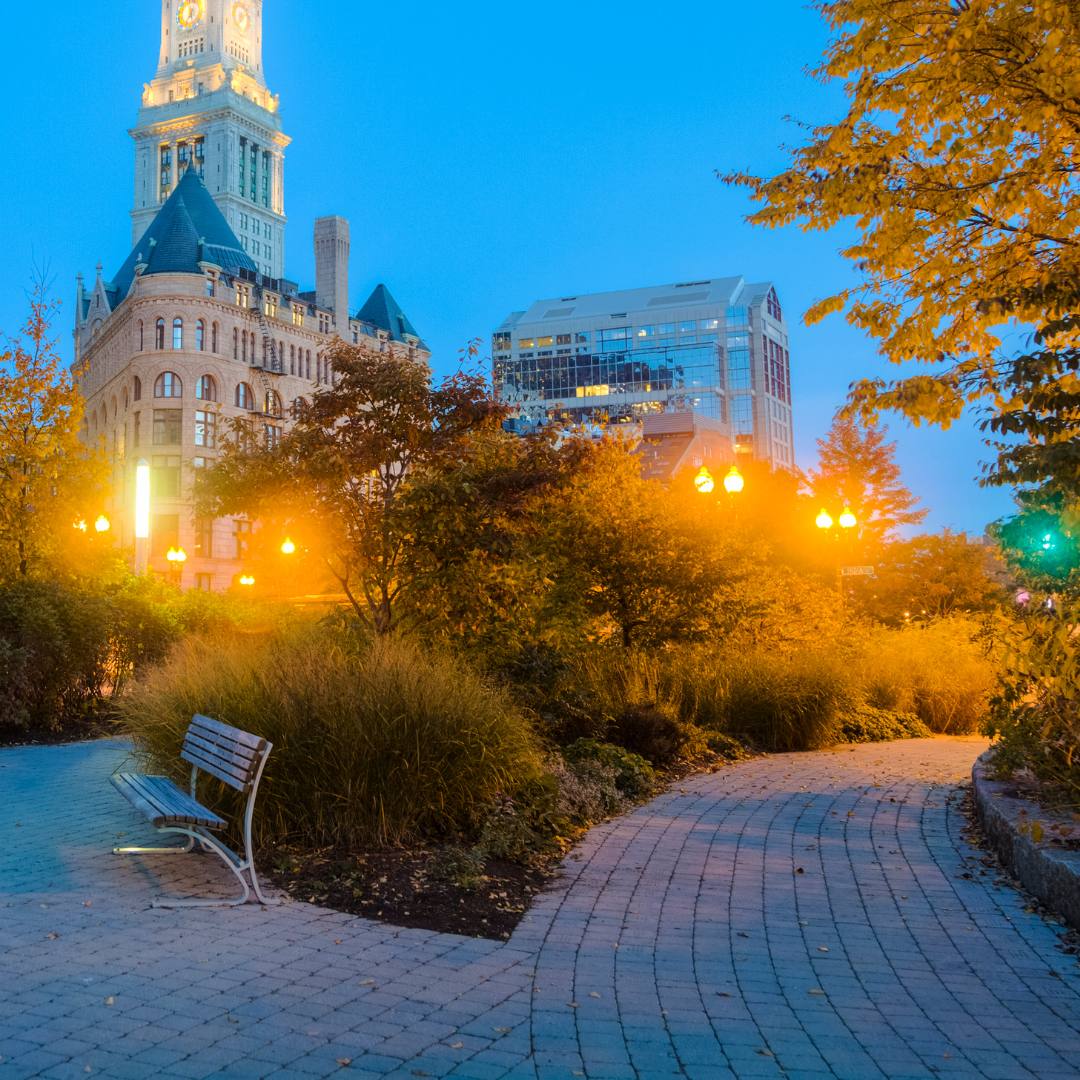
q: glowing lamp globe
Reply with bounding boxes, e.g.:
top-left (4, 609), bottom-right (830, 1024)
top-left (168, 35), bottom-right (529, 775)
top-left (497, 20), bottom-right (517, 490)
top-left (166, 547), bottom-right (188, 565)
top-left (239, 574), bottom-right (256, 588)
top-left (839, 508), bottom-right (858, 530)
top-left (280, 537), bottom-right (297, 556)
top-left (816, 510), bottom-right (834, 531)
top-left (94, 515), bottom-right (111, 534)
top-left (723, 466), bottom-right (745, 495)
top-left (694, 467), bottom-right (715, 496)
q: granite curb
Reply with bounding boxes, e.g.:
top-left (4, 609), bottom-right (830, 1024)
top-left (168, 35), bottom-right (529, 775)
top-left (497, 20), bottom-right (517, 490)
top-left (973, 748), bottom-right (1080, 931)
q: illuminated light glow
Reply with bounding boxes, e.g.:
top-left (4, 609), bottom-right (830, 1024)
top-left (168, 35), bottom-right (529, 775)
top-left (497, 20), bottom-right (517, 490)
top-left (135, 462), bottom-right (151, 540)
top-left (166, 547), bottom-right (188, 565)
top-left (694, 467), bottom-right (716, 496)
top-left (232, 1), bottom-right (250, 33)
top-left (74, 520), bottom-right (88, 533)
top-left (177, 0), bottom-right (205, 30)
top-left (839, 508), bottom-right (858, 530)
top-left (280, 538), bottom-right (297, 556)
top-left (816, 509), bottom-right (834, 531)
top-left (575, 384), bottom-right (611, 398)
top-left (239, 574), bottom-right (256, 587)
top-left (94, 515), bottom-right (111, 534)
top-left (723, 466), bottom-right (745, 496)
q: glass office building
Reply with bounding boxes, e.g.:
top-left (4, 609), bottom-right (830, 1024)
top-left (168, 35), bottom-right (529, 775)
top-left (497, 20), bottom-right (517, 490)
top-left (493, 278), bottom-right (795, 467)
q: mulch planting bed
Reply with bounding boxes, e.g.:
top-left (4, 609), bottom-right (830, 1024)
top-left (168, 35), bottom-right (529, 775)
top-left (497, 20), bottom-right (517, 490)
top-left (267, 848), bottom-right (554, 940)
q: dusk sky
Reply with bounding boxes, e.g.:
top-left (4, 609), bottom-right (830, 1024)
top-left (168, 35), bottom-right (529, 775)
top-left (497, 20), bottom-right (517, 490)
top-left (0, 0), bottom-right (1019, 533)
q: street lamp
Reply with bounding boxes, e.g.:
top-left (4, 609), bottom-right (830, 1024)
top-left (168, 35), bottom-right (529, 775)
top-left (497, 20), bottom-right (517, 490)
top-left (839, 507), bottom-right (858, 531)
top-left (280, 537), bottom-right (297, 556)
top-left (238, 574), bottom-right (256, 588)
top-left (166, 546), bottom-right (187, 587)
top-left (816, 509), bottom-right (834, 531)
top-left (694, 467), bottom-right (715, 496)
top-left (723, 466), bottom-right (745, 496)
top-left (94, 515), bottom-right (111, 534)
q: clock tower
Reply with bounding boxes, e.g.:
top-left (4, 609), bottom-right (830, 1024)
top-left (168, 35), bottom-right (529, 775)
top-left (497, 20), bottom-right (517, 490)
top-left (130, 0), bottom-right (290, 281)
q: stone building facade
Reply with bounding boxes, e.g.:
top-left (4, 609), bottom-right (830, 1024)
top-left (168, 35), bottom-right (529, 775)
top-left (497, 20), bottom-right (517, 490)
top-left (75, 1), bottom-right (426, 591)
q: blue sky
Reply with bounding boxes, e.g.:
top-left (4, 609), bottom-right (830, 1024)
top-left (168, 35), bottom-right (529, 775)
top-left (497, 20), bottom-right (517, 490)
top-left (0, 0), bottom-right (1018, 533)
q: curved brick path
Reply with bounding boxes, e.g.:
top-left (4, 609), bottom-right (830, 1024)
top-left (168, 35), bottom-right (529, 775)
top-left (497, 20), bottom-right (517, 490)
top-left (2, 737), bottom-right (1080, 1079)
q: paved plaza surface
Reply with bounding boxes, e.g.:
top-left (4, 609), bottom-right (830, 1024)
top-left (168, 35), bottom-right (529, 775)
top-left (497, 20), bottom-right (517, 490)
top-left (2, 736), bottom-right (1080, 1079)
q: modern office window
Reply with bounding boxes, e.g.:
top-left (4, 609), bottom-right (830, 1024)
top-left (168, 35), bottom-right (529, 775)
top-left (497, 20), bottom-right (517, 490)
top-left (155, 372), bottom-right (183, 398)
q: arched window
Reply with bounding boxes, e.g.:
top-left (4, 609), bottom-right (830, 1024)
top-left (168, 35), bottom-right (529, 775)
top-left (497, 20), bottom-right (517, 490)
top-left (138, 321), bottom-right (144, 351)
top-left (233, 328), bottom-right (239, 360)
top-left (235, 382), bottom-right (254, 410)
top-left (212, 322), bottom-right (219, 353)
top-left (172, 318), bottom-right (184, 350)
top-left (291, 397), bottom-right (307, 421)
top-left (317, 356), bottom-right (323, 384)
top-left (242, 332), bottom-right (248, 364)
top-left (155, 319), bottom-right (166, 350)
top-left (196, 320), bottom-right (206, 351)
top-left (289, 344), bottom-right (296, 376)
top-left (133, 376), bottom-right (142, 402)
top-left (110, 397), bottom-right (118, 420)
top-left (155, 371), bottom-right (183, 398)
top-left (305, 351), bottom-right (312, 380)
top-left (123, 388), bottom-right (129, 410)
top-left (264, 390), bottom-right (282, 417)
top-left (196, 375), bottom-right (218, 402)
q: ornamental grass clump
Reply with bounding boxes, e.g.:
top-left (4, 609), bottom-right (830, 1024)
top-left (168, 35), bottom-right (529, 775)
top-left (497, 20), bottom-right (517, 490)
top-left (855, 619), bottom-right (996, 734)
top-left (118, 626), bottom-right (544, 850)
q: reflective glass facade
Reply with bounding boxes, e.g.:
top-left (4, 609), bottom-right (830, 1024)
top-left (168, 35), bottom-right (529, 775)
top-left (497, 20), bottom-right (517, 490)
top-left (493, 280), bottom-right (796, 467)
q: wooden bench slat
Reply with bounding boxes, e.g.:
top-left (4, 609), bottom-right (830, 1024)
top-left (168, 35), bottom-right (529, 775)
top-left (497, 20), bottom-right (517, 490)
top-left (183, 729), bottom-right (260, 770)
top-left (112, 773), bottom-right (226, 829)
top-left (191, 714), bottom-right (266, 752)
top-left (181, 747), bottom-right (254, 791)
top-left (125, 775), bottom-right (218, 828)
top-left (183, 729), bottom-right (260, 767)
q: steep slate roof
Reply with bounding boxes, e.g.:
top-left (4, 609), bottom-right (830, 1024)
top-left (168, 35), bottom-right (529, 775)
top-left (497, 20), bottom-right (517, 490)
top-left (110, 166), bottom-right (257, 301)
top-left (356, 284), bottom-right (422, 344)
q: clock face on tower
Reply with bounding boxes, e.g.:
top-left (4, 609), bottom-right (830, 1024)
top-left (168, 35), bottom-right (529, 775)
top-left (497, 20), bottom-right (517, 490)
top-left (176, 0), bottom-right (205, 30)
top-left (232, 1), bottom-right (251, 34)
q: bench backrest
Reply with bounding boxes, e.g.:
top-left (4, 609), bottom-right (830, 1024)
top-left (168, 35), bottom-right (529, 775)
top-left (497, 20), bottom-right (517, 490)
top-left (181, 714), bottom-right (270, 793)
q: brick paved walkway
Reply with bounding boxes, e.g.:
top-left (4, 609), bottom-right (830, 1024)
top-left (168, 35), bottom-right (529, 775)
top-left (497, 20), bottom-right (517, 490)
top-left (2, 736), bottom-right (1079, 1079)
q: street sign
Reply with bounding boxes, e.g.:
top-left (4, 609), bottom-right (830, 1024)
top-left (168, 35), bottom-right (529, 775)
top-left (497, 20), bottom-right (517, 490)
top-left (841, 566), bottom-right (876, 578)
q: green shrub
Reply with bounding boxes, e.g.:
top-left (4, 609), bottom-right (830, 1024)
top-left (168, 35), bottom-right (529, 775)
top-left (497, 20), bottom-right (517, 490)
top-left (562, 739), bottom-right (657, 800)
top-left (855, 620), bottom-right (996, 733)
top-left (838, 704), bottom-right (931, 744)
top-left (118, 627), bottom-right (544, 849)
top-left (0, 579), bottom-right (114, 735)
top-left (988, 605), bottom-right (1080, 805)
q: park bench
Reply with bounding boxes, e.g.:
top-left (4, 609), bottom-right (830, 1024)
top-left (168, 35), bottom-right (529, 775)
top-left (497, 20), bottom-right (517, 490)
top-left (111, 714), bottom-right (274, 908)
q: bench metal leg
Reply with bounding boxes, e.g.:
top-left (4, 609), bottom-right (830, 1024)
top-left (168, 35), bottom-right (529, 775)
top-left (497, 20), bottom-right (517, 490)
top-left (115, 827), bottom-right (278, 908)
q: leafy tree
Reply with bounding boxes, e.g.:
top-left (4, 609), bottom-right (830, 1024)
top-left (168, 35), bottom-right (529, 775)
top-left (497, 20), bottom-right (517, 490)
top-left (991, 502), bottom-right (1080, 590)
top-left (979, 309), bottom-right (1080, 499)
top-left (199, 342), bottom-right (507, 634)
top-left (851, 532), bottom-right (1010, 624)
top-left (807, 416), bottom-right (926, 541)
top-left (725, 0), bottom-right (1080, 428)
top-left (542, 439), bottom-right (726, 648)
top-left (0, 286), bottom-right (104, 579)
